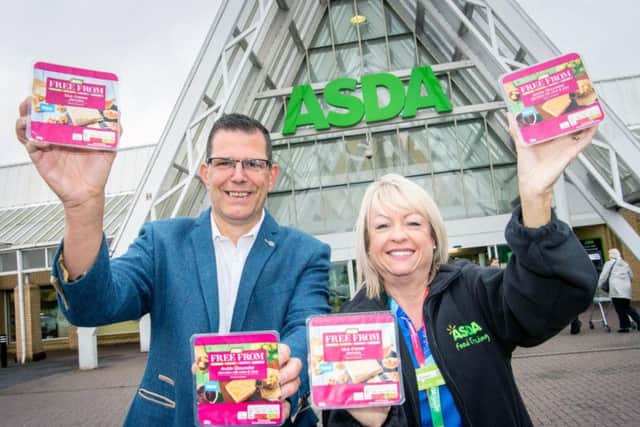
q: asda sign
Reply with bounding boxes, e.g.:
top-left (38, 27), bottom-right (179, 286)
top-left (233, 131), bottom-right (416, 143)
top-left (282, 66), bottom-right (452, 135)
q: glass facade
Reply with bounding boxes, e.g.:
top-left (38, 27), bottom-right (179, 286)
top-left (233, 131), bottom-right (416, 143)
top-left (266, 0), bottom-right (518, 235)
top-left (259, 0), bottom-right (527, 305)
top-left (268, 119), bottom-right (517, 233)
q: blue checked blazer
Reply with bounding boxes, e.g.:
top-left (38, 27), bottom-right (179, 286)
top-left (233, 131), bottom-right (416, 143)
top-left (52, 209), bottom-right (331, 426)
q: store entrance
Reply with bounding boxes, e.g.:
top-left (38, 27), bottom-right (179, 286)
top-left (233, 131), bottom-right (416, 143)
top-left (448, 244), bottom-right (511, 267)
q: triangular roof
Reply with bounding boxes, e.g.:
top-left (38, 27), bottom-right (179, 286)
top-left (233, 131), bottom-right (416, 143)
top-left (112, 0), bottom-right (640, 259)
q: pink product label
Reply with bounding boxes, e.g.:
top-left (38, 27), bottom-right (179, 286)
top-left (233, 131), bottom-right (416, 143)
top-left (518, 69), bottom-right (577, 106)
top-left (198, 402), bottom-right (282, 425)
top-left (194, 333), bottom-right (276, 347)
top-left (209, 350), bottom-right (267, 381)
top-left (312, 383), bottom-right (400, 408)
top-left (310, 313), bottom-right (394, 328)
top-left (45, 77), bottom-right (106, 109)
top-left (323, 331), bottom-right (383, 362)
top-left (502, 53), bottom-right (579, 83)
top-left (30, 121), bottom-right (118, 149)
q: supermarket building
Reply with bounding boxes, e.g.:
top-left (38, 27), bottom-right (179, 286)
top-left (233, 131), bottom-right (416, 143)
top-left (1, 0), bottom-right (639, 367)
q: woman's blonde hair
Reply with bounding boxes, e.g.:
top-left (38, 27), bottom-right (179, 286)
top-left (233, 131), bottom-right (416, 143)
top-left (354, 174), bottom-right (449, 299)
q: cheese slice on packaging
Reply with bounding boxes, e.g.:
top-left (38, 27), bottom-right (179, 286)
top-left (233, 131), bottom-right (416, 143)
top-left (225, 379), bottom-right (257, 403)
top-left (344, 359), bottom-right (384, 384)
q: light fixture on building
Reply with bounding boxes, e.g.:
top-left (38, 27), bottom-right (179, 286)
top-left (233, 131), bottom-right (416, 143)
top-left (363, 132), bottom-right (374, 159)
top-left (350, 15), bottom-right (367, 25)
top-left (363, 145), bottom-right (373, 159)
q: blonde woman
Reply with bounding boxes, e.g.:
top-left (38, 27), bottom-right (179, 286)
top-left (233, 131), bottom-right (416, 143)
top-left (323, 117), bottom-right (599, 427)
top-left (599, 248), bottom-right (639, 332)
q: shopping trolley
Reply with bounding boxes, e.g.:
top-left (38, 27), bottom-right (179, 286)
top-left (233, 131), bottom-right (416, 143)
top-left (589, 291), bottom-right (612, 332)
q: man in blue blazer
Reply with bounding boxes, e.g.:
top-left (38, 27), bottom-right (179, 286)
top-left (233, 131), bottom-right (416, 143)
top-left (16, 105), bottom-right (331, 426)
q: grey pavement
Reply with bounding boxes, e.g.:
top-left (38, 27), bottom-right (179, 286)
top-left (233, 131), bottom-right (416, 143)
top-left (1, 308), bottom-right (639, 426)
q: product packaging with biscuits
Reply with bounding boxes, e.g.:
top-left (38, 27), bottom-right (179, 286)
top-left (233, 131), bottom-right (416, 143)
top-left (307, 311), bottom-right (404, 409)
top-left (191, 332), bottom-right (283, 426)
top-left (28, 62), bottom-right (120, 150)
top-left (500, 52), bottom-right (604, 145)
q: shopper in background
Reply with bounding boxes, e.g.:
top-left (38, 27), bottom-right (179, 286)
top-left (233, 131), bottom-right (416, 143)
top-left (599, 248), bottom-right (640, 333)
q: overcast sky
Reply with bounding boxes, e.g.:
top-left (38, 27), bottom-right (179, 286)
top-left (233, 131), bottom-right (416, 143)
top-left (1, 0), bottom-right (638, 166)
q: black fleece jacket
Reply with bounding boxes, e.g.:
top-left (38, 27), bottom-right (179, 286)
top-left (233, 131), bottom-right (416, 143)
top-left (323, 208), bottom-right (597, 427)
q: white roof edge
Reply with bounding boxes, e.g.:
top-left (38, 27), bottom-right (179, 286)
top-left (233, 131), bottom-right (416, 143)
top-left (0, 143), bottom-right (157, 169)
top-left (595, 74), bottom-right (640, 84)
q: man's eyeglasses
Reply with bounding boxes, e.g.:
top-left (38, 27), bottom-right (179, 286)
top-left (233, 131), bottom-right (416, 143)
top-left (206, 157), bottom-right (272, 172)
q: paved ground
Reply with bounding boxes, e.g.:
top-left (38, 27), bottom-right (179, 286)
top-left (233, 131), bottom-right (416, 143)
top-left (1, 308), bottom-right (639, 426)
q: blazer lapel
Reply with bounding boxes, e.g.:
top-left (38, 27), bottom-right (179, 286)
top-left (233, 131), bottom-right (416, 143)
top-left (190, 209), bottom-right (220, 332)
top-left (230, 211), bottom-right (279, 331)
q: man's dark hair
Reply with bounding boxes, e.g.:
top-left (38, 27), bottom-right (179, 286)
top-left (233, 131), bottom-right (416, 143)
top-left (206, 113), bottom-right (272, 160)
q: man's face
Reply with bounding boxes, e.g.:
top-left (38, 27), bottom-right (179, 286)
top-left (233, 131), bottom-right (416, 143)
top-left (198, 129), bottom-right (279, 232)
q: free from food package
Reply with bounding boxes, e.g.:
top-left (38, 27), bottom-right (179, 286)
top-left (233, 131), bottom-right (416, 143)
top-left (28, 62), bottom-right (120, 150)
top-left (500, 53), bottom-right (604, 145)
top-left (307, 311), bottom-right (404, 409)
top-left (191, 332), bottom-right (283, 426)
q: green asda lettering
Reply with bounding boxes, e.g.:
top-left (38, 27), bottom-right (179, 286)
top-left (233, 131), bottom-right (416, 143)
top-left (448, 321), bottom-right (491, 352)
top-left (450, 321), bottom-right (483, 340)
top-left (282, 66), bottom-right (452, 135)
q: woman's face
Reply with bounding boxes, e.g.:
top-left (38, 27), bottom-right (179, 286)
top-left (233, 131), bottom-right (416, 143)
top-left (367, 207), bottom-right (435, 285)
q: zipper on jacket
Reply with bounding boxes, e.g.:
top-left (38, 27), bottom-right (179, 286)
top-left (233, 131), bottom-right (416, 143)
top-left (424, 272), bottom-right (474, 427)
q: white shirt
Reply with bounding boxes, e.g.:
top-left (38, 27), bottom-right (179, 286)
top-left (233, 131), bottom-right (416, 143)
top-left (210, 210), bottom-right (265, 334)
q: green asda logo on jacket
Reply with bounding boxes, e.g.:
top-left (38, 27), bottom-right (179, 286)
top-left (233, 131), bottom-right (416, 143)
top-left (282, 66), bottom-right (452, 135)
top-left (448, 321), bottom-right (491, 351)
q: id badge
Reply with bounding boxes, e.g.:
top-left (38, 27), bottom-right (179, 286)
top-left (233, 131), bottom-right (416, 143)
top-left (415, 364), bottom-right (445, 391)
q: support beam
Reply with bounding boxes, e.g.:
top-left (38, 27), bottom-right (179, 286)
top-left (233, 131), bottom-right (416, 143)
top-left (288, 21), bottom-right (306, 54)
top-left (16, 250), bottom-right (26, 364)
top-left (566, 169), bottom-right (640, 260)
top-left (77, 327), bottom-right (98, 370)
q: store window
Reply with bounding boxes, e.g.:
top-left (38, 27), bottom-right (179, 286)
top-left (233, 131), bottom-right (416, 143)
top-left (0, 252), bottom-right (17, 273)
top-left (329, 261), bottom-right (354, 312)
top-left (39, 286), bottom-right (70, 339)
top-left (3, 291), bottom-right (16, 342)
top-left (22, 248), bottom-right (46, 270)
